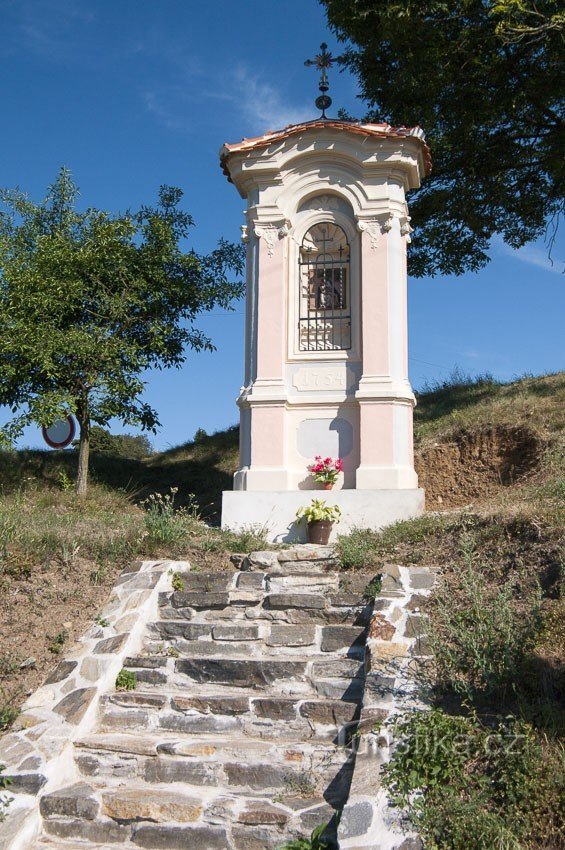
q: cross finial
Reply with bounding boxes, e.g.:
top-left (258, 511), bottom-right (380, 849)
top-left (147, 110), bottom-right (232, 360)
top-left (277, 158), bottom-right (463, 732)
top-left (304, 42), bottom-right (345, 119)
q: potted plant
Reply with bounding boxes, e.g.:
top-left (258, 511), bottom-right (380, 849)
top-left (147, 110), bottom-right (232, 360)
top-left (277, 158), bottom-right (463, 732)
top-left (296, 499), bottom-right (342, 545)
top-left (307, 455), bottom-right (344, 490)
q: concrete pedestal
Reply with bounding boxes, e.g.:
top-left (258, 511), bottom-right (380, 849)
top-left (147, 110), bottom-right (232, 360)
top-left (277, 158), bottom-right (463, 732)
top-left (221, 489), bottom-right (425, 544)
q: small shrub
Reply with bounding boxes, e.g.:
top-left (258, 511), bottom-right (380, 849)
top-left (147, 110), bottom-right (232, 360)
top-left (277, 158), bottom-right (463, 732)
top-left (171, 572), bottom-right (185, 592)
top-left (430, 565), bottom-right (542, 704)
top-left (382, 709), bottom-right (565, 850)
top-left (336, 528), bottom-right (379, 570)
top-left (94, 615), bottom-right (109, 627)
top-left (48, 629), bottom-right (68, 655)
top-left (362, 575), bottom-right (382, 599)
top-left (143, 488), bottom-right (200, 546)
top-left (115, 669), bottom-right (136, 691)
top-left (57, 469), bottom-right (74, 492)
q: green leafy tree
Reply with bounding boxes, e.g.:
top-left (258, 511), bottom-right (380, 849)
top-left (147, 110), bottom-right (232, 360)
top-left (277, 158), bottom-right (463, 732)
top-left (323, 0), bottom-right (564, 276)
top-left (80, 426), bottom-right (153, 459)
top-left (0, 168), bottom-right (244, 495)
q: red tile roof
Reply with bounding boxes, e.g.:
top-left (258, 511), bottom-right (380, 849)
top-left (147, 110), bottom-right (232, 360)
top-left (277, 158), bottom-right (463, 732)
top-left (220, 119), bottom-right (432, 182)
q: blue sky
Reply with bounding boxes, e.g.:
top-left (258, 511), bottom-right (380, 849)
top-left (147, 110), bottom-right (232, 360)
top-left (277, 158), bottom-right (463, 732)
top-left (1, 0), bottom-right (563, 452)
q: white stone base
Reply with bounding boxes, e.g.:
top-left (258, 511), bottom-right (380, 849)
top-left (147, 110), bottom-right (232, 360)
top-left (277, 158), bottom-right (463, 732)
top-left (221, 489), bottom-right (425, 544)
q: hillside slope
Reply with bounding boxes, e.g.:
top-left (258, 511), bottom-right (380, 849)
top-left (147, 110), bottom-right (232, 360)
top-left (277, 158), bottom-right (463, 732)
top-left (0, 372), bottom-right (562, 736)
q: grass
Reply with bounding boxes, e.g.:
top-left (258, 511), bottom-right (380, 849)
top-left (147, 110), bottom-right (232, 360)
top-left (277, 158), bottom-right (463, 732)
top-left (413, 370), bottom-right (565, 445)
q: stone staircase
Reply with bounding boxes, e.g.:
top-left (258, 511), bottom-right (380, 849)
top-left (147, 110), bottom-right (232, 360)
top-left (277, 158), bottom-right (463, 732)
top-left (32, 547), bottom-right (377, 850)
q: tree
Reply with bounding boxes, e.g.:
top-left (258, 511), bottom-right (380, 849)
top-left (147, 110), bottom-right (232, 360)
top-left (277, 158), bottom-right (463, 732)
top-left (78, 426), bottom-right (153, 460)
top-left (323, 0), bottom-right (565, 276)
top-left (0, 168), bottom-right (244, 495)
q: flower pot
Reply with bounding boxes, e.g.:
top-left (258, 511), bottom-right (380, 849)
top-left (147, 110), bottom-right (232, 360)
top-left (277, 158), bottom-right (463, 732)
top-left (307, 519), bottom-right (333, 545)
top-left (323, 482), bottom-right (334, 491)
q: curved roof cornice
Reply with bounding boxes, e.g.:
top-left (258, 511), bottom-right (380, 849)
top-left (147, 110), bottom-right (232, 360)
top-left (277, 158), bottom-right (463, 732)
top-left (220, 119), bottom-right (432, 188)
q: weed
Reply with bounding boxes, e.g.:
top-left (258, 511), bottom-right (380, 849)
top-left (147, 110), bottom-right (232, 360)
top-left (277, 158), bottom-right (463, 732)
top-left (278, 772), bottom-right (317, 799)
top-left (429, 564), bottom-right (542, 705)
top-left (171, 572), bottom-right (185, 592)
top-left (94, 615), bottom-right (109, 628)
top-left (89, 562), bottom-right (108, 586)
top-left (58, 541), bottom-right (81, 571)
top-left (0, 515), bottom-right (16, 564)
top-left (115, 669), bottom-right (137, 691)
top-left (143, 487), bottom-right (177, 541)
top-left (57, 469), bottom-right (74, 492)
top-left (362, 575), bottom-right (383, 599)
top-left (48, 629), bottom-right (68, 655)
top-left (0, 704), bottom-right (19, 732)
top-left (277, 822), bottom-right (333, 850)
top-left (0, 766), bottom-right (12, 822)
top-left (166, 646), bottom-right (180, 658)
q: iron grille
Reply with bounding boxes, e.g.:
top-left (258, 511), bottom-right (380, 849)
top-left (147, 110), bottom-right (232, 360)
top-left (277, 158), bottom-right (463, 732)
top-left (298, 223), bottom-right (351, 351)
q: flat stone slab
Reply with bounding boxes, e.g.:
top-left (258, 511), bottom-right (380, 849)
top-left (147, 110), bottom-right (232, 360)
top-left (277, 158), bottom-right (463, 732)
top-left (102, 789), bottom-right (203, 824)
top-left (170, 591), bottom-right (230, 609)
top-left (321, 626), bottom-right (367, 652)
top-left (132, 825), bottom-right (228, 849)
top-left (172, 695), bottom-right (250, 715)
top-left (175, 658), bottom-right (307, 686)
top-left (53, 687), bottom-right (97, 724)
top-left (265, 593), bottom-right (326, 610)
top-left (39, 782), bottom-right (98, 821)
top-left (266, 626), bottom-right (316, 647)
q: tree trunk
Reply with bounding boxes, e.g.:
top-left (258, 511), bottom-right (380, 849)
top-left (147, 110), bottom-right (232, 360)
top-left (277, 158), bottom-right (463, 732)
top-left (76, 412), bottom-right (90, 497)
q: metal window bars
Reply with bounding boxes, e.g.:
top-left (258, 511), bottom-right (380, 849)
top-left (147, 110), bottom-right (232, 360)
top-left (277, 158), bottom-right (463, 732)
top-left (298, 223), bottom-right (351, 351)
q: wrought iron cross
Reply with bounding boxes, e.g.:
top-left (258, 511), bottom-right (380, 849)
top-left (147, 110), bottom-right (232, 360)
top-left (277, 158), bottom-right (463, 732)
top-left (304, 43), bottom-right (345, 119)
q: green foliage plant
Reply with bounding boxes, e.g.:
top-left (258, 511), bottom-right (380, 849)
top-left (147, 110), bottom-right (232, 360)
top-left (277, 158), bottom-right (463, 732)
top-left (296, 499), bottom-right (342, 524)
top-left (323, 0), bottom-right (564, 277)
top-left (82, 426), bottom-right (153, 459)
top-left (430, 564), bottom-right (542, 704)
top-left (362, 575), bottom-right (383, 599)
top-left (48, 629), bottom-right (68, 655)
top-left (0, 169), bottom-right (244, 495)
top-left (115, 669), bottom-right (137, 691)
top-left (171, 572), bottom-right (185, 592)
top-left (277, 822), bottom-right (332, 850)
top-left (382, 709), bottom-right (565, 849)
top-left (143, 487), bottom-right (200, 546)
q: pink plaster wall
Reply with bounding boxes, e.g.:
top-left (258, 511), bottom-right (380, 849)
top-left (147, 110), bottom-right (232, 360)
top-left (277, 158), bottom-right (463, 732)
top-left (255, 236), bottom-right (285, 380)
top-left (360, 229), bottom-right (389, 375)
top-left (250, 405), bottom-right (285, 466)
top-left (359, 402), bottom-right (395, 466)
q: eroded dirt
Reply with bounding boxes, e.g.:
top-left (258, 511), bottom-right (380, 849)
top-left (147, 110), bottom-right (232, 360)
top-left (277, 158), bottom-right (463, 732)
top-left (416, 425), bottom-right (544, 508)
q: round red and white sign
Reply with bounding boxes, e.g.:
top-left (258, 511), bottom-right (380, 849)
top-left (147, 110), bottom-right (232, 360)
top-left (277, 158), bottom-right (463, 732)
top-left (42, 416), bottom-right (76, 449)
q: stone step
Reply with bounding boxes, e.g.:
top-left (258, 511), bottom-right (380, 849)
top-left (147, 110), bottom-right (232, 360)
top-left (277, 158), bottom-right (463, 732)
top-left (173, 653), bottom-right (365, 687)
top-left (98, 689), bottom-right (361, 742)
top-left (74, 733), bottom-right (354, 793)
top-left (122, 655), bottom-right (366, 700)
top-left (147, 621), bottom-right (367, 656)
top-left (37, 777), bottom-right (339, 848)
top-left (156, 601), bottom-right (373, 628)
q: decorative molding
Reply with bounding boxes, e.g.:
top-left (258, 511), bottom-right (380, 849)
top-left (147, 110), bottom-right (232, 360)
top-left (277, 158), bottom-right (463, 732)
top-left (356, 214), bottom-right (394, 248)
top-left (299, 194), bottom-right (341, 211)
top-left (399, 215), bottom-right (414, 242)
top-left (254, 221), bottom-right (290, 256)
top-left (254, 225), bottom-right (278, 257)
